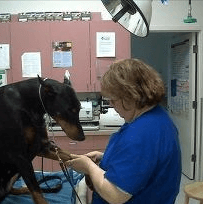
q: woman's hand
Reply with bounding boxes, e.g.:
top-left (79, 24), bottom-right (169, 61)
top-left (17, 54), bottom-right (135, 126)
top-left (66, 154), bottom-right (94, 174)
top-left (66, 154), bottom-right (132, 204)
top-left (66, 152), bottom-right (103, 191)
top-left (85, 151), bottom-right (104, 164)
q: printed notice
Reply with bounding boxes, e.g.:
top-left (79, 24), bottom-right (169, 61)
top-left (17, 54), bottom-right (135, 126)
top-left (96, 32), bottom-right (115, 57)
top-left (22, 52), bottom-right (41, 77)
top-left (0, 44), bottom-right (10, 69)
top-left (53, 41), bottom-right (73, 68)
top-left (53, 51), bottom-right (72, 68)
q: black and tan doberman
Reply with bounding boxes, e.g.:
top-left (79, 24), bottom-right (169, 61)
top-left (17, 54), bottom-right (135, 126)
top-left (0, 76), bottom-right (85, 204)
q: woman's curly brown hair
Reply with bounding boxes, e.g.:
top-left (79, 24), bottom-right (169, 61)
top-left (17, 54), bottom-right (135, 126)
top-left (101, 58), bottom-right (165, 109)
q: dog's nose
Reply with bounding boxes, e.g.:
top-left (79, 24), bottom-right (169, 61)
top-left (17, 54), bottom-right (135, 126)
top-left (78, 132), bottom-right (85, 141)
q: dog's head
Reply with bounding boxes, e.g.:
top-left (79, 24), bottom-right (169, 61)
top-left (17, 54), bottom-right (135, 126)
top-left (38, 76), bottom-right (85, 141)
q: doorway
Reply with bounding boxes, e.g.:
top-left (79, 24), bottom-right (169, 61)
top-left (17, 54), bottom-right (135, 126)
top-left (131, 32), bottom-right (198, 180)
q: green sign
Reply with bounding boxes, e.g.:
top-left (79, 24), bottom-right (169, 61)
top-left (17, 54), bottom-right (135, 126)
top-left (0, 70), bottom-right (5, 74)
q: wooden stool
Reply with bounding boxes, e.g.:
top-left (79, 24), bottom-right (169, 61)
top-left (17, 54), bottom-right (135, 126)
top-left (184, 182), bottom-right (203, 204)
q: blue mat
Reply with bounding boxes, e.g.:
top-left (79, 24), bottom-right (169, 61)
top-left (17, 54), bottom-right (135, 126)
top-left (2, 170), bottom-right (84, 204)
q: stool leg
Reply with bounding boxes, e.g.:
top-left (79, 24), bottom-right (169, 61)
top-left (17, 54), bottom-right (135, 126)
top-left (184, 194), bottom-right (189, 204)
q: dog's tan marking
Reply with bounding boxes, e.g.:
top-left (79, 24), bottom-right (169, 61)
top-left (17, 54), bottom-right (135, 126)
top-left (31, 191), bottom-right (48, 204)
top-left (7, 174), bottom-right (19, 193)
top-left (24, 127), bottom-right (36, 145)
top-left (10, 186), bottom-right (30, 195)
top-left (38, 148), bottom-right (72, 162)
top-left (53, 117), bottom-right (81, 141)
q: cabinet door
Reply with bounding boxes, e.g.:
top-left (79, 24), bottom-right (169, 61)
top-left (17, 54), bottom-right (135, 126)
top-left (10, 21), bottom-right (51, 82)
top-left (93, 135), bottom-right (109, 151)
top-left (0, 23), bottom-right (10, 42)
top-left (53, 135), bottom-right (93, 151)
top-left (50, 21), bottom-right (91, 92)
top-left (32, 156), bottom-right (53, 171)
top-left (90, 21), bottom-right (131, 92)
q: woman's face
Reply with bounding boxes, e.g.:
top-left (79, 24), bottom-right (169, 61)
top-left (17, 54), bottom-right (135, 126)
top-left (109, 98), bottom-right (136, 122)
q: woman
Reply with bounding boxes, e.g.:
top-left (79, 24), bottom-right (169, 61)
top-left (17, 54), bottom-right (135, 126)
top-left (66, 59), bottom-right (181, 204)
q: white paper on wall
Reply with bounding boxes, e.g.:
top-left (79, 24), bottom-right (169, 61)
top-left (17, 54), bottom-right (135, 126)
top-left (96, 32), bottom-right (115, 57)
top-left (21, 52), bottom-right (41, 77)
top-left (0, 44), bottom-right (10, 69)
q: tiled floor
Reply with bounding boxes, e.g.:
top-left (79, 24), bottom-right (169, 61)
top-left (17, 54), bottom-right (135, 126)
top-left (175, 174), bottom-right (199, 204)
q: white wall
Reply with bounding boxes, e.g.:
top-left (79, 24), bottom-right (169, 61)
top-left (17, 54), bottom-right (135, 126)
top-left (0, 0), bottom-right (202, 27)
top-left (131, 32), bottom-right (171, 83)
top-left (151, 1), bottom-right (203, 28)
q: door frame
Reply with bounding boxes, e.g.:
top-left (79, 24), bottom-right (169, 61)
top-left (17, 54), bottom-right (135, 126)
top-left (149, 25), bottom-right (202, 181)
top-left (168, 33), bottom-right (197, 179)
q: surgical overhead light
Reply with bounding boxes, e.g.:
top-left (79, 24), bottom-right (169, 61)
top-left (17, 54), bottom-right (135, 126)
top-left (101, 0), bottom-right (170, 38)
top-left (101, 0), bottom-right (152, 37)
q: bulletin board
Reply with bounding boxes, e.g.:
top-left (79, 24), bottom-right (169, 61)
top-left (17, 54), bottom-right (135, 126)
top-left (169, 40), bottom-right (190, 114)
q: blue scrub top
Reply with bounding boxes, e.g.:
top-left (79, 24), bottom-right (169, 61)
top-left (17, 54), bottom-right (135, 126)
top-left (92, 105), bottom-right (181, 204)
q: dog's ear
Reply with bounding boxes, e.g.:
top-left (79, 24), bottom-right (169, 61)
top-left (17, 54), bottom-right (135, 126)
top-left (38, 75), bottom-right (56, 97)
top-left (64, 70), bottom-right (72, 86)
top-left (64, 78), bottom-right (71, 86)
top-left (38, 75), bottom-right (45, 86)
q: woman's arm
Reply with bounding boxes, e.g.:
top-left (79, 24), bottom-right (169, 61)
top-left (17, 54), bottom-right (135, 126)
top-left (66, 154), bottom-right (132, 204)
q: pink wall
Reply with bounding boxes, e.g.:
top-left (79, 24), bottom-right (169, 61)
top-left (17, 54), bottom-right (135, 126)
top-left (0, 13), bottom-right (130, 92)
